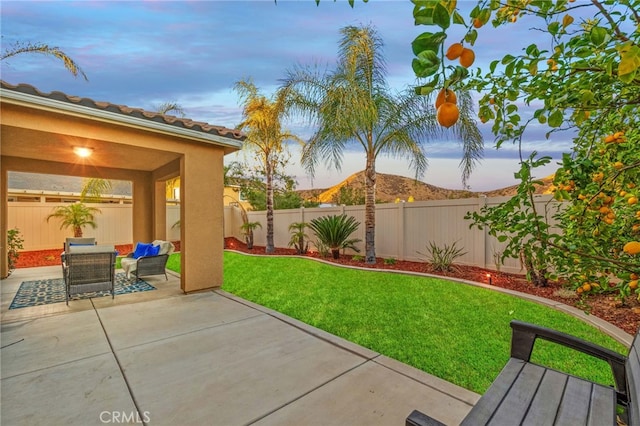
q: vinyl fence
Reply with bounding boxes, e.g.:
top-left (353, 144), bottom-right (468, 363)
top-left (225, 194), bottom-right (561, 274)
top-left (9, 195), bottom-right (560, 274)
top-left (7, 202), bottom-right (181, 251)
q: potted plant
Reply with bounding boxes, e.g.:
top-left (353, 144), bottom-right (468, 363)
top-left (240, 221), bottom-right (262, 250)
top-left (46, 202), bottom-right (101, 237)
top-left (308, 214), bottom-right (361, 259)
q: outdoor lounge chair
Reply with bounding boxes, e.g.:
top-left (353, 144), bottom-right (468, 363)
top-left (63, 237), bottom-right (96, 251)
top-left (121, 240), bottom-right (174, 282)
top-left (61, 244), bottom-right (116, 305)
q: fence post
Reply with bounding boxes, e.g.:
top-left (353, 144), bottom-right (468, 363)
top-left (397, 201), bottom-right (405, 261)
top-left (478, 196), bottom-right (488, 269)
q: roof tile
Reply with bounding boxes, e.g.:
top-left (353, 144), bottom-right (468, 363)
top-left (1, 81), bottom-right (245, 141)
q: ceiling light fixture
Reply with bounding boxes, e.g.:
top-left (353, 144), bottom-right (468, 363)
top-left (73, 146), bottom-right (94, 158)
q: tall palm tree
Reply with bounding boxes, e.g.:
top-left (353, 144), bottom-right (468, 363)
top-left (281, 24), bottom-right (483, 264)
top-left (234, 79), bottom-right (304, 253)
top-left (1, 41), bottom-right (88, 80)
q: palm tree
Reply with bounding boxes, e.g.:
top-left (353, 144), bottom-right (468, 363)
top-left (1, 41), bottom-right (88, 80)
top-left (80, 177), bottom-right (113, 202)
top-left (234, 78), bottom-right (304, 254)
top-left (46, 203), bottom-right (101, 237)
top-left (282, 24), bottom-right (483, 264)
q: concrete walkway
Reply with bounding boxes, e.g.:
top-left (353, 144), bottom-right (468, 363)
top-left (1, 266), bottom-right (478, 426)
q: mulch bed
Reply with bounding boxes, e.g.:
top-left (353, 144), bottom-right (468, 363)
top-left (10, 238), bottom-right (639, 335)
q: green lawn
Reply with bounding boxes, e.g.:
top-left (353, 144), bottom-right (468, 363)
top-left (178, 251), bottom-right (628, 394)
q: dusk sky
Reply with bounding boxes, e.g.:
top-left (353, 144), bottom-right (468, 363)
top-left (1, 1), bottom-right (572, 191)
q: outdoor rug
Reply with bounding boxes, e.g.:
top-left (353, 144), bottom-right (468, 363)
top-left (9, 273), bottom-right (156, 309)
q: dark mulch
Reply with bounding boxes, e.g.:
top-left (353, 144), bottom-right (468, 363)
top-left (224, 237), bottom-right (640, 336)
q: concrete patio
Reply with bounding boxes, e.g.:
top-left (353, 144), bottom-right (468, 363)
top-left (1, 266), bottom-right (479, 426)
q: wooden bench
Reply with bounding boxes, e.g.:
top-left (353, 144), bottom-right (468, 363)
top-left (407, 320), bottom-right (639, 426)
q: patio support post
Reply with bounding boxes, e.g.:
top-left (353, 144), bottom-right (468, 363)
top-left (131, 173), bottom-right (154, 245)
top-left (180, 147), bottom-right (224, 293)
top-left (154, 180), bottom-right (167, 241)
top-left (1, 163), bottom-right (8, 278)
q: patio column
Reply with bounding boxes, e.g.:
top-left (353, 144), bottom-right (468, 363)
top-left (0, 164), bottom-right (8, 278)
top-left (154, 180), bottom-right (167, 240)
top-left (131, 173), bottom-right (154, 245)
top-left (180, 146), bottom-right (224, 293)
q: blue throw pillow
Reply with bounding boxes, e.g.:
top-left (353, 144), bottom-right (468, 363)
top-left (133, 242), bottom-right (152, 259)
top-left (146, 244), bottom-right (161, 257)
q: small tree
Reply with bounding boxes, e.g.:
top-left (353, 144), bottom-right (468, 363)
top-left (240, 221), bottom-right (262, 250)
top-left (308, 214), bottom-right (361, 259)
top-left (288, 222), bottom-right (310, 254)
top-left (46, 202), bottom-right (100, 237)
top-left (6, 228), bottom-right (24, 276)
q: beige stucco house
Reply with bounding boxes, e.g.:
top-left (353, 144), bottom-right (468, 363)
top-left (0, 81), bottom-right (245, 292)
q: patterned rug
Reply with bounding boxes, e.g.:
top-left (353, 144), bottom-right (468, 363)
top-left (9, 273), bottom-right (156, 309)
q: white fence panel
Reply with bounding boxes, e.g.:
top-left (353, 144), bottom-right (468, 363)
top-left (9, 195), bottom-right (559, 276)
top-left (9, 202), bottom-right (183, 251)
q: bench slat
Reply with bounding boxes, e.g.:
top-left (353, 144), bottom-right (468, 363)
top-left (489, 362), bottom-right (546, 425)
top-left (555, 377), bottom-right (598, 425)
top-left (521, 368), bottom-right (568, 426)
top-left (628, 343), bottom-right (640, 425)
top-left (461, 359), bottom-right (525, 426)
top-left (588, 382), bottom-right (616, 426)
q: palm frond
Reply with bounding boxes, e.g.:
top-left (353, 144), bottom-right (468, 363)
top-left (2, 42), bottom-right (88, 81)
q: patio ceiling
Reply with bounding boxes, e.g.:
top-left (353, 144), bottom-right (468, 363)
top-left (2, 126), bottom-right (181, 172)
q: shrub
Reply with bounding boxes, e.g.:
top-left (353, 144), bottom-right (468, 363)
top-left (288, 222), bottom-right (310, 254)
top-left (418, 241), bottom-right (467, 272)
top-left (384, 258), bottom-right (397, 265)
top-left (6, 228), bottom-right (24, 276)
top-left (352, 255), bottom-right (364, 262)
top-left (308, 214), bottom-right (361, 259)
top-left (240, 221), bottom-right (261, 249)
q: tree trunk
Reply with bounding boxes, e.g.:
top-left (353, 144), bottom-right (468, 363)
top-left (265, 158), bottom-right (275, 254)
top-left (331, 248), bottom-right (340, 259)
top-left (364, 154), bottom-right (376, 264)
top-left (74, 226), bottom-right (83, 237)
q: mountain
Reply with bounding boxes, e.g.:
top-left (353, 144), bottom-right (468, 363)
top-left (298, 171), bottom-right (555, 204)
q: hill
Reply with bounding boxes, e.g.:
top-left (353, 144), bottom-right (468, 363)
top-left (298, 171), bottom-right (555, 204)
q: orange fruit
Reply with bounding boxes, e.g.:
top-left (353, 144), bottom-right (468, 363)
top-left (631, 273), bottom-right (639, 280)
top-left (436, 102), bottom-right (460, 128)
top-left (445, 43), bottom-right (464, 60)
top-left (630, 280), bottom-right (638, 290)
top-left (614, 161), bottom-right (624, 170)
top-left (629, 196), bottom-right (638, 205)
top-left (435, 88), bottom-right (457, 109)
top-left (473, 18), bottom-right (483, 29)
top-left (459, 48), bottom-right (475, 68)
top-left (582, 283), bottom-right (592, 292)
top-left (624, 241), bottom-right (640, 255)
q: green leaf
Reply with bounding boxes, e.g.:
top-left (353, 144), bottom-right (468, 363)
top-left (464, 29), bottom-right (478, 45)
top-left (411, 32), bottom-right (447, 55)
top-left (548, 22), bottom-right (560, 35)
top-left (548, 109), bottom-right (563, 128)
top-left (590, 27), bottom-right (607, 46)
top-left (433, 3), bottom-right (451, 29)
top-left (452, 10), bottom-right (465, 25)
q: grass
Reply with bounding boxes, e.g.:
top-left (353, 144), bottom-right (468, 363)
top-left (183, 251), bottom-right (628, 394)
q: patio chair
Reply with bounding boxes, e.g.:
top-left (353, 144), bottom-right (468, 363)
top-left (63, 237), bottom-right (96, 251)
top-left (121, 240), bottom-right (175, 282)
top-left (61, 245), bottom-right (116, 305)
